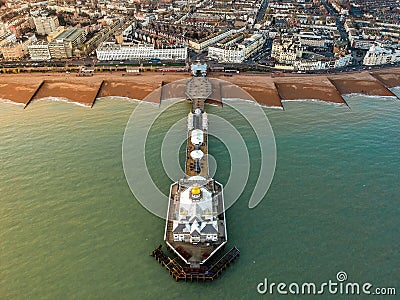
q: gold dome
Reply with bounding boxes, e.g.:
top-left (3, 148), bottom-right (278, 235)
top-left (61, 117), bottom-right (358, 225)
top-left (191, 186), bottom-right (201, 195)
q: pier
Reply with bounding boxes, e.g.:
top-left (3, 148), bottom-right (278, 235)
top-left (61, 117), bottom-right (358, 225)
top-left (154, 62), bottom-right (238, 281)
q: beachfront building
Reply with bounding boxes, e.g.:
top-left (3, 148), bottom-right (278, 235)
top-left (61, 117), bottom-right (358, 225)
top-left (47, 27), bottom-right (87, 59)
top-left (208, 33), bottom-right (266, 63)
top-left (333, 52), bottom-right (353, 68)
top-left (32, 14), bottom-right (60, 36)
top-left (51, 28), bottom-right (87, 50)
top-left (28, 40), bottom-right (73, 60)
top-left (28, 28), bottom-right (86, 61)
top-left (363, 44), bottom-right (400, 66)
top-left (26, 28), bottom-right (86, 60)
top-left (293, 53), bottom-right (353, 71)
top-left (48, 41), bottom-right (72, 59)
top-left (96, 42), bottom-right (187, 61)
top-left (271, 36), bottom-right (304, 65)
top-left (1, 43), bottom-right (24, 60)
top-left (0, 34), bottom-right (37, 60)
top-left (28, 41), bottom-right (51, 61)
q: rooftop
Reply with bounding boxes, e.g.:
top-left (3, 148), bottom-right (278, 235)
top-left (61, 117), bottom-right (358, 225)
top-left (54, 27), bottom-right (85, 41)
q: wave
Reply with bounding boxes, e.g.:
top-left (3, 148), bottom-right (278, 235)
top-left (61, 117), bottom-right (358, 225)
top-left (265, 105), bottom-right (284, 110)
top-left (205, 103), bottom-right (220, 107)
top-left (281, 99), bottom-right (347, 107)
top-left (34, 97), bottom-right (91, 107)
top-left (389, 86), bottom-right (400, 94)
top-left (97, 96), bottom-right (160, 107)
top-left (342, 93), bottom-right (398, 100)
top-left (0, 98), bottom-right (25, 106)
top-left (222, 97), bottom-right (264, 107)
top-left (222, 97), bottom-right (284, 109)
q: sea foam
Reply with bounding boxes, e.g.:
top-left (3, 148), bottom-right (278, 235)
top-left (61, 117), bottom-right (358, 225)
top-left (34, 97), bottom-right (91, 107)
top-left (98, 96), bottom-right (160, 107)
top-left (342, 93), bottom-right (398, 100)
top-left (0, 98), bottom-right (25, 106)
top-left (281, 99), bottom-right (347, 107)
top-left (222, 97), bottom-right (284, 109)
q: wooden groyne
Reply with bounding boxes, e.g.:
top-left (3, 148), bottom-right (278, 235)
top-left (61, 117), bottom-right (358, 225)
top-left (369, 73), bottom-right (400, 101)
top-left (273, 82), bottom-right (285, 110)
top-left (275, 77), bottom-right (348, 106)
top-left (151, 245), bottom-right (240, 282)
top-left (327, 78), bottom-right (350, 108)
top-left (91, 80), bottom-right (105, 108)
top-left (329, 74), bottom-right (396, 97)
top-left (24, 81), bottom-right (45, 109)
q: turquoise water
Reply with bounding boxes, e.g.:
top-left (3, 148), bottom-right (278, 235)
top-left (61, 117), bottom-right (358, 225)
top-left (1, 95), bottom-right (399, 299)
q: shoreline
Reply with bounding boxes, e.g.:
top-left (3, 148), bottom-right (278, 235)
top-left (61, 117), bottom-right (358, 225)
top-left (0, 68), bottom-right (399, 109)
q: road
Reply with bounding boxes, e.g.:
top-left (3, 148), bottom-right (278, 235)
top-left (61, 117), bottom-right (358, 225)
top-left (255, 0), bottom-right (269, 23)
top-left (320, 0), bottom-right (348, 41)
top-left (0, 57), bottom-right (186, 69)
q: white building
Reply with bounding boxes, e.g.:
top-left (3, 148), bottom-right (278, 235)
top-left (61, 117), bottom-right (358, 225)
top-left (96, 42), bottom-right (187, 61)
top-left (334, 53), bottom-right (353, 68)
top-left (348, 29), bottom-right (376, 50)
top-left (208, 33), bottom-right (266, 63)
top-left (363, 45), bottom-right (400, 66)
top-left (28, 41), bottom-right (51, 61)
top-left (189, 27), bottom-right (245, 53)
top-left (295, 32), bottom-right (332, 48)
top-left (271, 36), bottom-right (304, 65)
top-left (172, 185), bottom-right (219, 243)
top-left (293, 53), bottom-right (352, 71)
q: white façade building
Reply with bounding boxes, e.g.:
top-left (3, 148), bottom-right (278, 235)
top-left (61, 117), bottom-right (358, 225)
top-left (96, 42), bottom-right (187, 61)
top-left (294, 32), bottom-right (333, 49)
top-left (172, 185), bottom-right (219, 244)
top-left (208, 33), bottom-right (266, 63)
top-left (363, 44), bottom-right (400, 66)
top-left (189, 27), bottom-right (245, 53)
top-left (27, 41), bottom-right (51, 61)
top-left (271, 36), bottom-right (304, 65)
top-left (293, 53), bottom-right (352, 71)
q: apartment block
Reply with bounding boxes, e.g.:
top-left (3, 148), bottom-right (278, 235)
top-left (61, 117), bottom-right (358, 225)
top-left (96, 42), bottom-right (187, 60)
top-left (33, 15), bottom-right (60, 35)
top-left (28, 41), bottom-right (51, 60)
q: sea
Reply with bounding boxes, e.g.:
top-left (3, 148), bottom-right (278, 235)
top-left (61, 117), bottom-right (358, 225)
top-left (1, 90), bottom-right (399, 299)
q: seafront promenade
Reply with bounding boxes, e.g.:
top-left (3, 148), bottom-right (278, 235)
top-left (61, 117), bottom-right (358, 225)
top-left (0, 68), bottom-right (400, 109)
